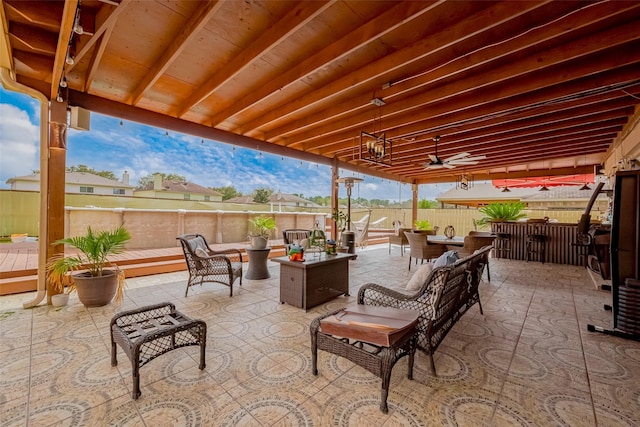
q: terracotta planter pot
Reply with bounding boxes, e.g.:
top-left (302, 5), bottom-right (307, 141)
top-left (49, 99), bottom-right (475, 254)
top-left (73, 270), bottom-right (118, 307)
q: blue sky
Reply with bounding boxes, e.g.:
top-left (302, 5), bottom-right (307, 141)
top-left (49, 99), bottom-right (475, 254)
top-left (0, 86), bottom-right (453, 201)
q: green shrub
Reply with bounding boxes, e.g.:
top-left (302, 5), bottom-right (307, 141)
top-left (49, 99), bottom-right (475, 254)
top-left (414, 219), bottom-right (432, 230)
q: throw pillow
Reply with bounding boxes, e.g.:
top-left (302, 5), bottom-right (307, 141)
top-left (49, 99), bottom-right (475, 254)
top-left (194, 247), bottom-right (209, 258)
top-left (406, 262), bottom-right (433, 291)
top-left (433, 250), bottom-right (459, 268)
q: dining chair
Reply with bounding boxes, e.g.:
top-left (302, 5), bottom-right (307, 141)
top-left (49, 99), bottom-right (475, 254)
top-left (404, 231), bottom-right (446, 270)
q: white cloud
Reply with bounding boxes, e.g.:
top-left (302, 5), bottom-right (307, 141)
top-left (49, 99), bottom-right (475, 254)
top-left (0, 103), bottom-right (39, 184)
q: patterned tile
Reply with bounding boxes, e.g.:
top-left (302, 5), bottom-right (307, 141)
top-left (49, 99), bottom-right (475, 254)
top-left (1, 245), bottom-right (639, 425)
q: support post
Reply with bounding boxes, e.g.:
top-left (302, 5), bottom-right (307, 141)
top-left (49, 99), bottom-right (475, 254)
top-left (46, 100), bottom-right (68, 304)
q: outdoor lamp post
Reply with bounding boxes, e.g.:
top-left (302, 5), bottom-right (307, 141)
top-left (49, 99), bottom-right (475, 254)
top-left (336, 176), bottom-right (364, 231)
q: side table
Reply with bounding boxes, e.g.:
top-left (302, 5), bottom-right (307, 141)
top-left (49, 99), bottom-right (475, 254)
top-left (110, 302), bottom-right (207, 399)
top-left (245, 247), bottom-right (271, 279)
top-left (310, 306), bottom-right (418, 413)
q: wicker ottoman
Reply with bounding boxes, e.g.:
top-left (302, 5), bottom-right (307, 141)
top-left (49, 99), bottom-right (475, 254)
top-left (110, 302), bottom-right (207, 399)
top-left (310, 307), bottom-right (418, 413)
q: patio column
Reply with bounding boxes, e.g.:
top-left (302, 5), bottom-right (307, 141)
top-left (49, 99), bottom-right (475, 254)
top-left (411, 182), bottom-right (418, 229)
top-left (46, 100), bottom-right (68, 303)
top-left (331, 158), bottom-right (339, 240)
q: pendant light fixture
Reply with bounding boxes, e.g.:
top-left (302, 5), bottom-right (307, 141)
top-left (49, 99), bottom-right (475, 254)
top-left (579, 155), bottom-right (591, 190)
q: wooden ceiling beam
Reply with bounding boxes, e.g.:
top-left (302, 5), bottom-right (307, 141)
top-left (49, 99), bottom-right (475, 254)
top-left (414, 164), bottom-right (596, 184)
top-left (69, 0), bottom-right (131, 72)
top-left (386, 114), bottom-right (630, 160)
top-left (50, 0), bottom-right (77, 100)
top-left (177, 0), bottom-right (334, 118)
top-left (285, 29), bottom-right (640, 148)
top-left (83, 26), bottom-right (112, 92)
top-left (8, 23), bottom-right (57, 56)
top-left (253, 1), bottom-right (551, 140)
top-left (423, 93), bottom-right (640, 143)
top-left (214, 0), bottom-right (442, 129)
top-left (400, 140), bottom-right (610, 174)
top-left (260, 1), bottom-right (629, 140)
top-left (302, 63), bottom-right (640, 156)
top-left (345, 123), bottom-right (622, 169)
top-left (396, 125), bottom-right (622, 171)
top-left (4, 0), bottom-right (63, 31)
top-left (131, 1), bottom-right (222, 106)
top-left (405, 145), bottom-right (609, 180)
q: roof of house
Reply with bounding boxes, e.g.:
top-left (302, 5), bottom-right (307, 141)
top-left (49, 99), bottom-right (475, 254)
top-left (225, 195), bottom-right (257, 204)
top-left (436, 182), bottom-right (611, 206)
top-left (436, 183), bottom-right (538, 205)
top-left (226, 191), bottom-right (319, 206)
top-left (521, 186), bottom-right (609, 201)
top-left (136, 180), bottom-right (221, 196)
top-left (271, 191), bottom-right (320, 206)
top-left (6, 172), bottom-right (134, 188)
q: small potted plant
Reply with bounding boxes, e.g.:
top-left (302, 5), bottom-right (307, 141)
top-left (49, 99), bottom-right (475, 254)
top-left (331, 209), bottom-right (348, 234)
top-left (46, 226), bottom-right (131, 307)
top-left (247, 215), bottom-right (276, 249)
top-left (413, 219), bottom-right (433, 233)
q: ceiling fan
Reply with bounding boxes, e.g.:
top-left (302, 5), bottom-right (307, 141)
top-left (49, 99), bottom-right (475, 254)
top-left (424, 135), bottom-right (486, 169)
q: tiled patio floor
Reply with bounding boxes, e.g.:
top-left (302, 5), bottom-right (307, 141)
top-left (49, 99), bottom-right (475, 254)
top-left (1, 245), bottom-right (638, 426)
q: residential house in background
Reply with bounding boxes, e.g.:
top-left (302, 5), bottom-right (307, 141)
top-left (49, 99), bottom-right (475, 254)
top-left (133, 174), bottom-right (222, 202)
top-left (436, 182), bottom-right (609, 212)
top-left (226, 191), bottom-right (319, 208)
top-left (6, 172), bottom-right (134, 196)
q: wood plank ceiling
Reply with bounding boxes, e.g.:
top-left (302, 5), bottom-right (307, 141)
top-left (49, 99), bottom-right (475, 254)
top-left (3, 0), bottom-right (640, 184)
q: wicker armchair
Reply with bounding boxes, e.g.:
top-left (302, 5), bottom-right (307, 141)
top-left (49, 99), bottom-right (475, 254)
top-left (388, 227), bottom-right (410, 255)
top-left (282, 229), bottom-right (312, 252)
top-left (177, 234), bottom-right (243, 297)
top-left (404, 230), bottom-right (446, 270)
top-left (457, 235), bottom-right (495, 281)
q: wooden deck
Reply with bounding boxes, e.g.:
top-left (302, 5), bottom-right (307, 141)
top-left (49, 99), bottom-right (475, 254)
top-left (0, 234), bottom-right (392, 295)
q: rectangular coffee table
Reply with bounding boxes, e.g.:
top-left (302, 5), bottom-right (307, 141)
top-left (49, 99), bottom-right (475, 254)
top-left (272, 252), bottom-right (356, 310)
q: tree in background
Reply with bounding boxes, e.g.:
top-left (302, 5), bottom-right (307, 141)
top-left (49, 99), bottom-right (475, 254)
top-left (136, 173), bottom-right (187, 189)
top-left (32, 165), bottom-right (117, 180)
top-left (212, 185), bottom-right (242, 201)
top-left (418, 198), bottom-right (438, 209)
top-left (253, 187), bottom-right (274, 203)
top-left (369, 198), bottom-right (390, 207)
top-left (307, 195), bottom-right (330, 206)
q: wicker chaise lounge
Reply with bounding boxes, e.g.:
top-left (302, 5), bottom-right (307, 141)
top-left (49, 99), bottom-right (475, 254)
top-left (177, 234), bottom-right (243, 297)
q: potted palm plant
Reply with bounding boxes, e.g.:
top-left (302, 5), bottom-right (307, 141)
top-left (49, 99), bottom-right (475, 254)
top-left (475, 202), bottom-right (527, 228)
top-left (247, 215), bottom-right (276, 249)
top-left (46, 226), bottom-right (131, 307)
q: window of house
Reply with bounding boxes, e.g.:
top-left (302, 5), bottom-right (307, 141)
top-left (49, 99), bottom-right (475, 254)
top-left (184, 194), bottom-right (190, 200)
top-left (204, 195), bottom-right (210, 201)
top-left (80, 186), bottom-right (94, 193)
top-left (113, 188), bottom-right (125, 195)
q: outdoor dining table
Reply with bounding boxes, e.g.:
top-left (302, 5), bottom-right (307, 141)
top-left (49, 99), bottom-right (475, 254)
top-left (427, 235), bottom-right (465, 246)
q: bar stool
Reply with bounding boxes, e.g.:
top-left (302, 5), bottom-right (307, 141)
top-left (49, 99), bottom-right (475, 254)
top-left (526, 220), bottom-right (547, 263)
top-left (494, 232), bottom-right (511, 259)
top-left (570, 232), bottom-right (591, 267)
top-left (491, 222), bottom-right (511, 259)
